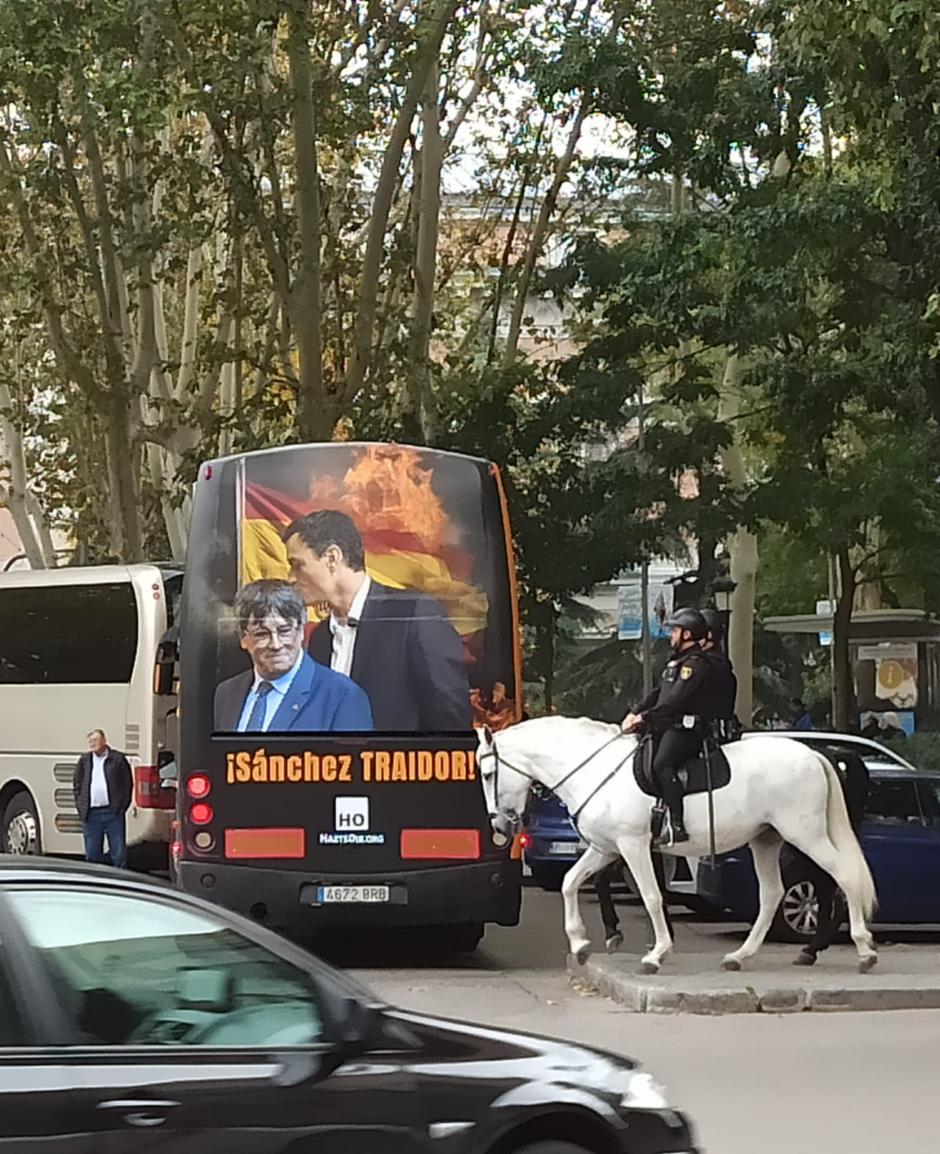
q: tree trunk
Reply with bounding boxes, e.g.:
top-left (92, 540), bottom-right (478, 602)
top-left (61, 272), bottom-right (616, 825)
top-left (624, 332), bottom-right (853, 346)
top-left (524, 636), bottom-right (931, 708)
top-left (407, 59), bottom-right (443, 442)
top-left (502, 98), bottom-right (590, 367)
top-left (0, 348), bottom-right (51, 570)
top-left (833, 547), bottom-right (857, 731)
top-left (343, 0), bottom-right (458, 404)
top-left (105, 392), bottom-right (143, 562)
top-left (716, 354), bottom-right (757, 724)
top-left (542, 618), bottom-right (556, 715)
top-left (286, 0), bottom-right (326, 441)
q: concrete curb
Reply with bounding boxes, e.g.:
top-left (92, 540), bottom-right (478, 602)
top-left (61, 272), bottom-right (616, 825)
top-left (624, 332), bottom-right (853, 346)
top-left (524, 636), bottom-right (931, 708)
top-left (568, 953), bottom-right (940, 1014)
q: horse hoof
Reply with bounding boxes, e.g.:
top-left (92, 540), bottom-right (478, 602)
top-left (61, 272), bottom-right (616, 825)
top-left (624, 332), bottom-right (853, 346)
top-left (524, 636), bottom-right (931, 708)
top-left (605, 933), bottom-right (624, 955)
top-left (721, 957), bottom-right (742, 972)
top-left (859, 954), bottom-right (878, 974)
top-left (574, 944), bottom-right (591, 966)
top-left (638, 960), bottom-right (660, 975)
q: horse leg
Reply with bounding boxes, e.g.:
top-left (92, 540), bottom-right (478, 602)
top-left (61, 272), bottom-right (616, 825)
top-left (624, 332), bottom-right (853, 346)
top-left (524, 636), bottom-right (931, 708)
top-left (596, 862), bottom-right (623, 953)
top-left (618, 837), bottom-right (673, 974)
top-left (783, 831), bottom-right (877, 972)
top-left (562, 845), bottom-right (617, 965)
top-left (721, 829), bottom-right (784, 971)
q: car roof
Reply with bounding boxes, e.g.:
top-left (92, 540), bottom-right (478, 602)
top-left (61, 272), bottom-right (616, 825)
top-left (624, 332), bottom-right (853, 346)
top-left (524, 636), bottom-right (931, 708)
top-left (743, 730), bottom-right (918, 771)
top-left (0, 856), bottom-right (174, 888)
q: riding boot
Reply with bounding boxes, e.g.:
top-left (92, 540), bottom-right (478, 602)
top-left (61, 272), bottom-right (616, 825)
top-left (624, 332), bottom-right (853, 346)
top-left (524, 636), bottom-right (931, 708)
top-left (655, 777), bottom-right (689, 847)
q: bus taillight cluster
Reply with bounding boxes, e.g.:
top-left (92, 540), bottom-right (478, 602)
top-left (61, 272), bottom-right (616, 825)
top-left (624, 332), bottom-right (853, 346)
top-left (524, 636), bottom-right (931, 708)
top-left (186, 775), bottom-right (215, 850)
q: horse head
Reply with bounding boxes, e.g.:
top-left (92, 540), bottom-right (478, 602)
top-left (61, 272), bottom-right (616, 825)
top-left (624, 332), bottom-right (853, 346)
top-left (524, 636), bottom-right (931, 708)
top-left (476, 723), bottom-right (532, 848)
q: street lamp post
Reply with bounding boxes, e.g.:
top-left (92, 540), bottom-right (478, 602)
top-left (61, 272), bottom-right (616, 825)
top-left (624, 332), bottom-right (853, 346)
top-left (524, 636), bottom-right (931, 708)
top-left (711, 578), bottom-right (737, 651)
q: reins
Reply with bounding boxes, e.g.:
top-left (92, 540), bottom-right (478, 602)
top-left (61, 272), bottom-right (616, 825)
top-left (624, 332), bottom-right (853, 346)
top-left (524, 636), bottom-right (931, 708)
top-left (479, 729), bottom-right (639, 828)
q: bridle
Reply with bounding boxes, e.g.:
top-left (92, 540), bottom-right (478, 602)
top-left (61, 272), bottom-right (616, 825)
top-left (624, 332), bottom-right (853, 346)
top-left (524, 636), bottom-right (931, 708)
top-left (478, 729), bottom-right (640, 828)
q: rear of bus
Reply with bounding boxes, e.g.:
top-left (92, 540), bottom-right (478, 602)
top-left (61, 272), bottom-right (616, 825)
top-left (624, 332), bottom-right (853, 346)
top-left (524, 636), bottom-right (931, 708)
top-left (176, 443), bottom-right (522, 940)
top-left (0, 564), bottom-right (180, 861)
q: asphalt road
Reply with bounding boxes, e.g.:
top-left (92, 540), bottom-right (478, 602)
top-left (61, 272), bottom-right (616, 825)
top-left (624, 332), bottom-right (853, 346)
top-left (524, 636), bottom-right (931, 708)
top-left (330, 885), bottom-right (940, 1154)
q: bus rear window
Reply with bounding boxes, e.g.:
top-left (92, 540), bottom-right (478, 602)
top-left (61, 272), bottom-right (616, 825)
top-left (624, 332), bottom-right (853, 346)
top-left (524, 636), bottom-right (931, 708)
top-left (204, 444), bottom-right (517, 736)
top-left (0, 583), bottom-right (138, 684)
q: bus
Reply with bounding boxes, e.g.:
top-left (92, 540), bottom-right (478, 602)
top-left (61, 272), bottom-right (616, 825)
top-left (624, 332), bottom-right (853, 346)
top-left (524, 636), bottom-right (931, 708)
top-left (0, 564), bottom-right (181, 861)
top-left (174, 442), bottom-right (522, 948)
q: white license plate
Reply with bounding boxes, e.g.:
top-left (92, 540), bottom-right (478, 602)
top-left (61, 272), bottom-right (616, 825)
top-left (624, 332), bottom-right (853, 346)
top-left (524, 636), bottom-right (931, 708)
top-left (316, 885), bottom-right (390, 903)
top-left (549, 841), bottom-right (584, 856)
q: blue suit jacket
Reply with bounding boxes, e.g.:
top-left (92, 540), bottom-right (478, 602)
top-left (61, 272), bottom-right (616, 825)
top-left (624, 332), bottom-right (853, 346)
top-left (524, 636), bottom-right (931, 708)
top-left (214, 653), bottom-right (373, 732)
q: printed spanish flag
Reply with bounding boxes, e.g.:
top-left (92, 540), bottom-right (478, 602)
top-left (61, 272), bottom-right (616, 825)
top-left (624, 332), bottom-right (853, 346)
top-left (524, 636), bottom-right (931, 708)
top-left (240, 447), bottom-right (489, 639)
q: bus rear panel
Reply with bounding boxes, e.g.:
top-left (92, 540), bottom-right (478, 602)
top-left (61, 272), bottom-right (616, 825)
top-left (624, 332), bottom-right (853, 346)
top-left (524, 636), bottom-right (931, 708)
top-left (177, 443), bottom-right (521, 934)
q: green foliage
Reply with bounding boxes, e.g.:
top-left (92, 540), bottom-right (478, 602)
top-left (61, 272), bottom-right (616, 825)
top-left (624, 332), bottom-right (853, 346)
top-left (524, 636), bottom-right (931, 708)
top-left (756, 527), bottom-right (827, 619)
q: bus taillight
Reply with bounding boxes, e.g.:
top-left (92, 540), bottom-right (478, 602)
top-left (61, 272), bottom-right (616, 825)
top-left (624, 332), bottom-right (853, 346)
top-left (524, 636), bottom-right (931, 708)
top-left (189, 802), bottom-right (214, 825)
top-left (134, 766), bottom-right (175, 810)
top-left (400, 829), bottom-right (481, 860)
top-left (186, 774), bottom-right (211, 799)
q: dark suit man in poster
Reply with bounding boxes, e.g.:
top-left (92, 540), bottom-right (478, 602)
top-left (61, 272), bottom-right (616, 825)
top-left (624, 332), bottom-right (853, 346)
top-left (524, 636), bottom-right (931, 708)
top-left (214, 580), bottom-right (373, 733)
top-left (283, 510), bottom-right (472, 732)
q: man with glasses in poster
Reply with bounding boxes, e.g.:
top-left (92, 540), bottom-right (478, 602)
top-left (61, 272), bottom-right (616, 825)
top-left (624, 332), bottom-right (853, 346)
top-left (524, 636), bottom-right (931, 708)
top-left (214, 580), bottom-right (374, 733)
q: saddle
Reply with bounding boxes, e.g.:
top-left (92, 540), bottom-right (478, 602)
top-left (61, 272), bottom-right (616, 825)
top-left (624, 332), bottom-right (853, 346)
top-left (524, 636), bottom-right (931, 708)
top-left (633, 735), bottom-right (731, 799)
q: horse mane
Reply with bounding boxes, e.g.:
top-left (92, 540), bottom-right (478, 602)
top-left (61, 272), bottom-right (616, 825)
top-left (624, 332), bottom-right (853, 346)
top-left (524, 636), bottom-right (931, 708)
top-left (505, 715), bottom-right (621, 742)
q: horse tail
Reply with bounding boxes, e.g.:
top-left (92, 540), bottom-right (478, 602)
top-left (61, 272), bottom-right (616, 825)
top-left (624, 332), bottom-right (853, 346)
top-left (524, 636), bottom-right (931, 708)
top-left (814, 751), bottom-right (877, 921)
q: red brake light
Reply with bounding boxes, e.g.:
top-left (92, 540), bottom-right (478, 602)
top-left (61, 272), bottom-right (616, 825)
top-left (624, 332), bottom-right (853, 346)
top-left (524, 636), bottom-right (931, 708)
top-left (186, 774), bottom-right (211, 799)
top-left (134, 766), bottom-right (175, 810)
top-left (519, 832), bottom-right (532, 848)
top-left (189, 802), bottom-right (214, 825)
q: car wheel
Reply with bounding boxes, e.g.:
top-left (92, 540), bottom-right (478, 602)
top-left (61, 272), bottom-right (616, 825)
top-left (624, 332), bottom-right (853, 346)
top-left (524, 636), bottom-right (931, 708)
top-left (3, 790), bottom-right (42, 855)
top-left (770, 872), bottom-right (843, 944)
top-left (530, 863), bottom-right (566, 891)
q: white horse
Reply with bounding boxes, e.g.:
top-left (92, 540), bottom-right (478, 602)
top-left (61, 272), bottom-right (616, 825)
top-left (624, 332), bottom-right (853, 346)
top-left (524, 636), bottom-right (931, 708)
top-left (477, 716), bottom-right (877, 974)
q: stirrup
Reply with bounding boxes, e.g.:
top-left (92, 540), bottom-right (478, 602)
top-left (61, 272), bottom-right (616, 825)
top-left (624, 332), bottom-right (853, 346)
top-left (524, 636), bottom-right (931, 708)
top-left (654, 815), bottom-right (688, 848)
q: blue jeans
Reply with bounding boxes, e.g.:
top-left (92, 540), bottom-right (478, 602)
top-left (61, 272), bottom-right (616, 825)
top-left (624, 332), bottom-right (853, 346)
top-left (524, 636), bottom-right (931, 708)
top-left (83, 808), bottom-right (127, 869)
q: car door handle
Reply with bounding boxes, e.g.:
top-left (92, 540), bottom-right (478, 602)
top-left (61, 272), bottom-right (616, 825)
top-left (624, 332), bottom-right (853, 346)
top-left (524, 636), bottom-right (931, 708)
top-left (97, 1098), bottom-right (180, 1128)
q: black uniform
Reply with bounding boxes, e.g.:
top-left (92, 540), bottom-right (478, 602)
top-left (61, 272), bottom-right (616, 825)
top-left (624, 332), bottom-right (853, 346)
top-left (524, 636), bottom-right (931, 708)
top-left (635, 647), bottom-right (719, 836)
top-left (704, 649), bottom-right (738, 742)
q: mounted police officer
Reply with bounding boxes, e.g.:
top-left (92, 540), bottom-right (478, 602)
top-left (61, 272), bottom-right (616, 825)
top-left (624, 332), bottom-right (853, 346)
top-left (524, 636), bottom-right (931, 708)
top-left (700, 608), bottom-right (739, 743)
top-left (621, 607), bottom-right (719, 847)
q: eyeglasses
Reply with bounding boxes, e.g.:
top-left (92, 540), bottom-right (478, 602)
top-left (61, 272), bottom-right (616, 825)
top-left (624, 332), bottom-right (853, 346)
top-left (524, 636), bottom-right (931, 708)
top-left (244, 625), bottom-right (300, 645)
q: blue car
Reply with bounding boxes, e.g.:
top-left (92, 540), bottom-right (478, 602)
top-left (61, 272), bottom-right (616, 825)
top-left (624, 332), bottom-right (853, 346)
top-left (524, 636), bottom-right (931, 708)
top-left (522, 783), bottom-right (586, 890)
top-left (523, 783), bottom-right (700, 901)
top-left (699, 751), bottom-right (940, 942)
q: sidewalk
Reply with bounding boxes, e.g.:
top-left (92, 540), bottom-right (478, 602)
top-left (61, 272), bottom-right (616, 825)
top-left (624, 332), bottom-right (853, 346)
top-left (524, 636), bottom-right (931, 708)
top-left (564, 896), bottom-right (940, 1013)
top-left (570, 940), bottom-right (940, 1013)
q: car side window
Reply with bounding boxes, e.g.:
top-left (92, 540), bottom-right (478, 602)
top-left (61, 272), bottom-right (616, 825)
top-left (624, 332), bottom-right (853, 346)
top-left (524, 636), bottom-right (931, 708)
top-left (917, 781), bottom-right (940, 828)
top-left (5, 888), bottom-right (326, 1048)
top-left (864, 779), bottom-right (923, 827)
top-left (0, 944), bottom-right (26, 1046)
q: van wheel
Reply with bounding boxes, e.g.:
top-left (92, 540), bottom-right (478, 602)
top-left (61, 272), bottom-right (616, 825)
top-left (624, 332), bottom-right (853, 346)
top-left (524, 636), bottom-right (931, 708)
top-left (3, 791), bottom-right (42, 855)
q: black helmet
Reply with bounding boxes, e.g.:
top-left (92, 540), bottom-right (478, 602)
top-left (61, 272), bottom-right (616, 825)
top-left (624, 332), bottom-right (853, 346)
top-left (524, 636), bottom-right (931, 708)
top-left (665, 607), bottom-right (708, 643)
top-left (701, 607), bottom-right (724, 643)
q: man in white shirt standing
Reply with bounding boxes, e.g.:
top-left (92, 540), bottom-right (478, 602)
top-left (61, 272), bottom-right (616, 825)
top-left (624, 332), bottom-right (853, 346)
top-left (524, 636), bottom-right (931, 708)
top-left (73, 729), bottom-right (133, 868)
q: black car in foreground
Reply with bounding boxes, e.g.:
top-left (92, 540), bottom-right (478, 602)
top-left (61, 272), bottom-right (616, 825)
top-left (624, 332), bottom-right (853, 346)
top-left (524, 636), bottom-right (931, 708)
top-left (0, 858), bottom-right (697, 1153)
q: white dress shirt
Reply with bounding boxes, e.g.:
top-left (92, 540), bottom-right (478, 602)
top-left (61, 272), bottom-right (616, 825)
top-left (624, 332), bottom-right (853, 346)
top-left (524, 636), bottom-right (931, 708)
top-left (328, 576), bottom-right (371, 677)
top-left (90, 751), bottom-right (110, 808)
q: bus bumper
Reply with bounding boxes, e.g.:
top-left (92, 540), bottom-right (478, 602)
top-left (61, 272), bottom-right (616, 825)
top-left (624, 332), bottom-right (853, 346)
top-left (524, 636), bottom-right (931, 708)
top-left (177, 856), bottom-right (522, 931)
